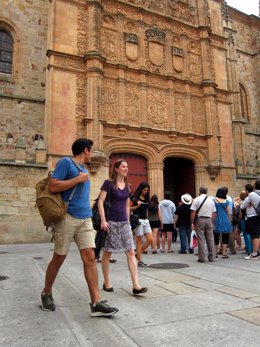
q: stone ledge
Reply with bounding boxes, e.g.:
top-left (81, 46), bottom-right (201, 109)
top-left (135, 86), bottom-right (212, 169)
top-left (0, 160), bottom-right (48, 169)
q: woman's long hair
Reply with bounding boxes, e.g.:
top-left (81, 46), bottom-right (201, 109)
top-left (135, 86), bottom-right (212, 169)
top-left (149, 194), bottom-right (159, 212)
top-left (111, 159), bottom-right (129, 189)
top-left (132, 182), bottom-right (150, 202)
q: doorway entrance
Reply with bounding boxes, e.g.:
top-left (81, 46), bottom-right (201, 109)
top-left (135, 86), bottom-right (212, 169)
top-left (163, 157), bottom-right (195, 204)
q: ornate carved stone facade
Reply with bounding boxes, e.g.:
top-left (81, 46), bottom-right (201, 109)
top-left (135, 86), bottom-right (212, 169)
top-left (0, 0), bottom-right (259, 243)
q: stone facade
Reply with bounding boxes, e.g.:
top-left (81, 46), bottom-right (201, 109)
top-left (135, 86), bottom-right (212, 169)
top-left (0, 0), bottom-right (259, 243)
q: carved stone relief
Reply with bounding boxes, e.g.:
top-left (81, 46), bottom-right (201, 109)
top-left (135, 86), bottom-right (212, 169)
top-left (188, 54), bottom-right (202, 83)
top-left (102, 79), bottom-right (118, 122)
top-left (172, 46), bottom-right (184, 73)
top-left (145, 27), bottom-right (166, 73)
top-left (102, 14), bottom-right (116, 29)
top-left (101, 29), bottom-right (117, 62)
top-left (175, 95), bottom-right (186, 132)
top-left (125, 83), bottom-right (141, 126)
top-left (124, 32), bottom-right (139, 61)
top-left (76, 73), bottom-right (87, 138)
top-left (191, 96), bottom-right (205, 135)
top-left (147, 89), bottom-right (167, 128)
top-left (77, 7), bottom-right (88, 56)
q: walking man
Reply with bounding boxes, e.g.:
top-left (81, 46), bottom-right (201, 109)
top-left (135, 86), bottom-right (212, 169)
top-left (190, 186), bottom-right (216, 262)
top-left (40, 138), bottom-right (118, 317)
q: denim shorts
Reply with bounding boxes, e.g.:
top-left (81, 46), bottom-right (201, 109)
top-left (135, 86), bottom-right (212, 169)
top-left (134, 219), bottom-right (152, 236)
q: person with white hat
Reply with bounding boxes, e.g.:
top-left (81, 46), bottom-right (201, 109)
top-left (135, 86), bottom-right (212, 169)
top-left (174, 194), bottom-right (193, 254)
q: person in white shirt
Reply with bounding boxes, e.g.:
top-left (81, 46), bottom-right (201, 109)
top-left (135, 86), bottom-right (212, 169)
top-left (190, 186), bottom-right (216, 262)
top-left (241, 180), bottom-right (260, 260)
top-left (159, 191), bottom-right (176, 253)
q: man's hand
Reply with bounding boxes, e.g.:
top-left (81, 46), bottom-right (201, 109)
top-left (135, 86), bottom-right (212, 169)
top-left (78, 172), bottom-right (89, 182)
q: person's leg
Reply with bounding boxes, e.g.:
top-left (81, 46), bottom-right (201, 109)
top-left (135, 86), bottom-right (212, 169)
top-left (222, 233), bottom-right (229, 257)
top-left (214, 232), bottom-right (220, 256)
top-left (204, 219), bottom-right (215, 261)
top-left (80, 248), bottom-right (100, 304)
top-left (161, 231), bottom-right (166, 252)
top-left (44, 253), bottom-right (67, 294)
top-left (179, 226), bottom-right (186, 252)
top-left (157, 229), bottom-right (161, 250)
top-left (252, 237), bottom-right (260, 254)
top-left (167, 231), bottom-right (173, 251)
top-left (136, 235), bottom-right (143, 262)
top-left (125, 249), bottom-right (142, 289)
top-left (229, 227), bottom-right (236, 254)
top-left (141, 233), bottom-right (153, 253)
top-left (195, 219), bottom-right (206, 262)
top-left (151, 227), bottom-right (158, 251)
top-left (101, 250), bottom-right (112, 289)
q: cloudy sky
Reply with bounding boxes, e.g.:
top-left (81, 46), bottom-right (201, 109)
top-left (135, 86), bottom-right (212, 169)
top-left (226, 0), bottom-right (259, 16)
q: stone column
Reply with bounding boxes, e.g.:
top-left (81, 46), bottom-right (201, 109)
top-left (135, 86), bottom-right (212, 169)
top-left (203, 82), bottom-right (221, 179)
top-left (194, 165), bottom-right (207, 195)
top-left (147, 162), bottom-right (164, 200)
top-left (85, 0), bottom-right (107, 169)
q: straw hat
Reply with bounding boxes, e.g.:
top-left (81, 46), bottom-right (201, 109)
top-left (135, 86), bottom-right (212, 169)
top-left (181, 193), bottom-right (193, 205)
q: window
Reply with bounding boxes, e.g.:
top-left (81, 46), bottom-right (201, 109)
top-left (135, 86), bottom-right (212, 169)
top-left (0, 29), bottom-right (13, 74)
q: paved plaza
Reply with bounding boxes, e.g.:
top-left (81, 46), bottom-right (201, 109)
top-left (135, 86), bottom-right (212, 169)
top-left (0, 242), bottom-right (260, 347)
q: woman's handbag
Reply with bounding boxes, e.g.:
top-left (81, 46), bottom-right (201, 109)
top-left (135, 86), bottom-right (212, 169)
top-left (92, 181), bottom-right (111, 231)
top-left (130, 214), bottom-right (140, 230)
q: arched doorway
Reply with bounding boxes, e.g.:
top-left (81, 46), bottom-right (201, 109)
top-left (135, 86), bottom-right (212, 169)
top-left (109, 153), bottom-right (148, 192)
top-left (163, 157), bottom-right (195, 204)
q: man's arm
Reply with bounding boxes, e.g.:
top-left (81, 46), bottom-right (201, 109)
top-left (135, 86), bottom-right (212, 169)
top-left (190, 210), bottom-right (196, 229)
top-left (48, 172), bottom-right (88, 193)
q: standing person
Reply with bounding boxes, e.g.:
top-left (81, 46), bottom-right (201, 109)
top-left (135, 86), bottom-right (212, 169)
top-left (174, 194), bottom-right (193, 254)
top-left (159, 191), bottom-right (176, 253)
top-left (98, 159), bottom-right (148, 294)
top-left (148, 194), bottom-right (162, 253)
top-left (213, 188), bottom-right (232, 259)
top-left (234, 190), bottom-right (252, 255)
top-left (41, 138), bottom-right (118, 317)
top-left (241, 180), bottom-right (260, 260)
top-left (222, 186), bottom-right (236, 254)
top-left (130, 182), bottom-right (153, 267)
top-left (190, 186), bottom-right (216, 263)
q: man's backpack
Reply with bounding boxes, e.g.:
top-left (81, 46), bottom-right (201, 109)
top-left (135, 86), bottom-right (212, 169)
top-left (35, 159), bottom-right (79, 231)
top-left (36, 173), bottom-right (68, 231)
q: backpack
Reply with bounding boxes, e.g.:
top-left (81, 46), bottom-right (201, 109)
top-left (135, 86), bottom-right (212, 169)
top-left (35, 159), bottom-right (80, 231)
top-left (35, 173), bottom-right (68, 231)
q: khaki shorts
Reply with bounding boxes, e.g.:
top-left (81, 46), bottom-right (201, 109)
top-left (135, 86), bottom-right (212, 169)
top-left (53, 213), bottom-right (96, 255)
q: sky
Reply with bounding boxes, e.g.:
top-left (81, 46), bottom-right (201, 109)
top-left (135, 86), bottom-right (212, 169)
top-left (226, 0), bottom-right (259, 16)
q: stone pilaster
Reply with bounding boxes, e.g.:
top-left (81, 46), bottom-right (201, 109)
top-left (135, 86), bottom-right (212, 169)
top-left (147, 162), bottom-right (164, 200)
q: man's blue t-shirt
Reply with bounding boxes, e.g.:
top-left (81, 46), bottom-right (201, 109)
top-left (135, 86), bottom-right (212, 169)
top-left (52, 157), bottom-right (92, 219)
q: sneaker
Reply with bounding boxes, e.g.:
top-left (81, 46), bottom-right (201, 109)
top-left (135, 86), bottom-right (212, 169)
top-left (138, 261), bottom-right (149, 268)
top-left (245, 253), bottom-right (258, 260)
top-left (40, 292), bottom-right (56, 312)
top-left (90, 300), bottom-right (119, 317)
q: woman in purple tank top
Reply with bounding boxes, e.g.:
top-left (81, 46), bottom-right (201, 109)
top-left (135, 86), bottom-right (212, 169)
top-left (98, 159), bottom-right (148, 295)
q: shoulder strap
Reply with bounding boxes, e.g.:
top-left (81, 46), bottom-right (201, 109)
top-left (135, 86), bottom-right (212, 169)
top-left (67, 158), bottom-right (81, 203)
top-left (215, 199), bottom-right (228, 214)
top-left (195, 196), bottom-right (208, 219)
